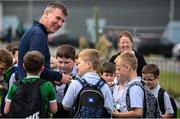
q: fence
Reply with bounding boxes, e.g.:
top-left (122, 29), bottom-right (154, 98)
top-left (145, 57), bottom-right (180, 98)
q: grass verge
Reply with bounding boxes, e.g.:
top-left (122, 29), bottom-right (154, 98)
top-left (160, 70), bottom-right (180, 98)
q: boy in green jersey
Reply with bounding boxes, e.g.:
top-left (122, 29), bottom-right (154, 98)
top-left (4, 51), bottom-right (57, 117)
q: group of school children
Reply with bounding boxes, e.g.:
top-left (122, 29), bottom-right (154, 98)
top-left (0, 42), bottom-right (177, 118)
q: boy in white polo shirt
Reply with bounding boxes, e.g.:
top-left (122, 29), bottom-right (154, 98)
top-left (62, 49), bottom-right (113, 117)
top-left (112, 51), bottom-right (144, 118)
top-left (142, 64), bottom-right (176, 118)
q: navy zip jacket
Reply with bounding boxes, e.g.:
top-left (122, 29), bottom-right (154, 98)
top-left (18, 21), bottom-right (62, 81)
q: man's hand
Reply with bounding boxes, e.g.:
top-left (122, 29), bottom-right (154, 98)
top-left (53, 81), bottom-right (62, 86)
top-left (60, 73), bottom-right (71, 84)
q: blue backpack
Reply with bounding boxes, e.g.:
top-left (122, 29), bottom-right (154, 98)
top-left (126, 81), bottom-right (160, 118)
top-left (69, 78), bottom-right (110, 118)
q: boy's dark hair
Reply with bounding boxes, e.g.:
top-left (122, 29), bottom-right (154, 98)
top-left (100, 62), bottom-right (115, 75)
top-left (142, 64), bottom-right (160, 78)
top-left (23, 51), bottom-right (44, 74)
top-left (56, 44), bottom-right (76, 60)
top-left (46, 2), bottom-right (68, 16)
top-left (6, 41), bottom-right (19, 56)
top-left (0, 49), bottom-right (13, 69)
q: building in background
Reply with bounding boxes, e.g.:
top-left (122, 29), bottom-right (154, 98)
top-left (0, 0), bottom-right (180, 43)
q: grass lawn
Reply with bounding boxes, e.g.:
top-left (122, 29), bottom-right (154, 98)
top-left (178, 108), bottom-right (180, 118)
top-left (160, 71), bottom-right (180, 98)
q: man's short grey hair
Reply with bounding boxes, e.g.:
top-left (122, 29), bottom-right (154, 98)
top-left (45, 2), bottom-right (68, 16)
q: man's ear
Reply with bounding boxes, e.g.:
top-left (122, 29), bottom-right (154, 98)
top-left (44, 9), bottom-right (50, 17)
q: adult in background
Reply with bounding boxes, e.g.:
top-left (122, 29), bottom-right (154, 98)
top-left (18, 2), bottom-right (70, 84)
top-left (109, 31), bottom-right (146, 76)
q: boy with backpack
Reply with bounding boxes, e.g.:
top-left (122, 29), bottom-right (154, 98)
top-left (62, 49), bottom-right (113, 118)
top-left (112, 51), bottom-right (160, 118)
top-left (4, 51), bottom-right (57, 118)
top-left (142, 64), bottom-right (177, 118)
top-left (53, 44), bottom-right (78, 117)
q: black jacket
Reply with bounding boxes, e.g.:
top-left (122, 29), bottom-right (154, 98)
top-left (109, 50), bottom-right (147, 76)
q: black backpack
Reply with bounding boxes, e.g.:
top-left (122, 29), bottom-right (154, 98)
top-left (69, 78), bottom-right (110, 118)
top-left (158, 88), bottom-right (177, 118)
top-left (126, 81), bottom-right (160, 118)
top-left (8, 79), bottom-right (48, 118)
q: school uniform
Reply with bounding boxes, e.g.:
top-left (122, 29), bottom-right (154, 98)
top-left (6, 75), bottom-right (56, 111)
top-left (118, 77), bottom-right (144, 112)
top-left (62, 72), bottom-right (113, 113)
top-left (113, 85), bottom-right (124, 107)
top-left (149, 84), bottom-right (174, 115)
top-left (56, 66), bottom-right (78, 103)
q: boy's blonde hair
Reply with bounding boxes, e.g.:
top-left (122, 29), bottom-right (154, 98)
top-left (115, 51), bottom-right (138, 70)
top-left (78, 49), bottom-right (100, 70)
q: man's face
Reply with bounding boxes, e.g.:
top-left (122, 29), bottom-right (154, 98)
top-left (46, 8), bottom-right (66, 33)
top-left (57, 57), bottom-right (74, 75)
top-left (142, 73), bottom-right (159, 90)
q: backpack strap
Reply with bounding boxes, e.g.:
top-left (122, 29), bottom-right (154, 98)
top-left (94, 79), bottom-right (105, 89)
top-left (14, 78), bottom-right (47, 88)
top-left (13, 80), bottom-right (22, 87)
top-left (33, 79), bottom-right (47, 87)
top-left (15, 71), bottom-right (19, 81)
top-left (158, 88), bottom-right (177, 117)
top-left (77, 78), bottom-right (88, 87)
top-left (158, 88), bottom-right (166, 115)
top-left (126, 81), bottom-right (145, 111)
top-left (77, 78), bottom-right (104, 89)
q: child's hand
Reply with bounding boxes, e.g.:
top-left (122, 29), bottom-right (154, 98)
top-left (53, 81), bottom-right (62, 86)
top-left (61, 73), bottom-right (72, 84)
top-left (112, 109), bottom-right (121, 117)
top-left (113, 109), bottom-right (120, 113)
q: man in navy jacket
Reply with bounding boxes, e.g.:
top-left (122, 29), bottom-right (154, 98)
top-left (18, 2), bottom-right (70, 83)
